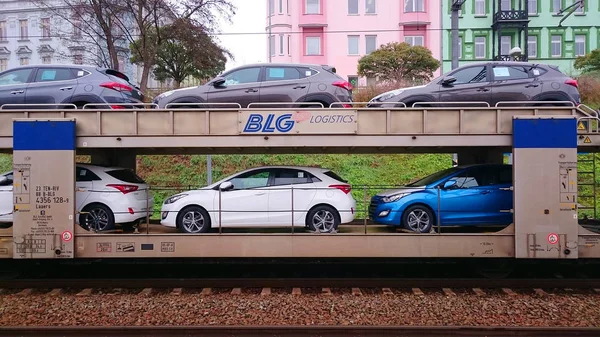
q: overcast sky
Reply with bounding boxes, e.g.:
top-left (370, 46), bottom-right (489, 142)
top-left (215, 0), bottom-right (267, 70)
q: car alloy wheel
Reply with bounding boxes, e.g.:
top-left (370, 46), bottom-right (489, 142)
top-left (402, 205), bottom-right (433, 233)
top-left (307, 205), bottom-right (340, 233)
top-left (177, 205), bottom-right (211, 234)
top-left (81, 204), bottom-right (115, 232)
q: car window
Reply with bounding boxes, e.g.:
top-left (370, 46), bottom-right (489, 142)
top-left (35, 68), bottom-right (76, 82)
top-left (0, 68), bottom-right (33, 86)
top-left (450, 66), bottom-right (488, 85)
top-left (492, 66), bottom-right (529, 81)
top-left (70, 68), bottom-right (91, 78)
top-left (229, 169), bottom-right (270, 189)
top-left (298, 67), bottom-right (318, 78)
top-left (265, 67), bottom-right (302, 81)
top-left (451, 166), bottom-right (508, 188)
top-left (223, 67), bottom-right (261, 85)
top-left (271, 169), bottom-right (314, 186)
top-left (406, 167), bottom-right (462, 187)
top-left (528, 67), bottom-right (547, 77)
top-left (449, 170), bottom-right (480, 188)
top-left (323, 170), bottom-right (348, 183)
top-left (76, 167), bottom-right (102, 182)
top-left (106, 169), bottom-right (146, 184)
top-left (493, 165), bottom-right (513, 185)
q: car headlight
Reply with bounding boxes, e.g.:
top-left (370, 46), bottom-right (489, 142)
top-left (371, 89), bottom-right (405, 103)
top-left (382, 193), bottom-right (408, 203)
top-left (155, 90), bottom-right (175, 101)
top-left (164, 194), bottom-right (188, 204)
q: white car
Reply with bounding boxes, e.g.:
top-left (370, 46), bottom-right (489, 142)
top-left (0, 164), bottom-right (154, 231)
top-left (160, 166), bottom-right (356, 233)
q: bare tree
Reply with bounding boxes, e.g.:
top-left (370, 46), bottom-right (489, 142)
top-left (34, 0), bottom-right (235, 93)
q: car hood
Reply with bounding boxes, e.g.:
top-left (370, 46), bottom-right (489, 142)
top-left (370, 85), bottom-right (428, 102)
top-left (376, 187), bottom-right (425, 197)
top-left (154, 86), bottom-right (205, 102)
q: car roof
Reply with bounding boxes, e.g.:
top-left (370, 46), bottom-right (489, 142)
top-left (454, 163), bottom-right (511, 169)
top-left (457, 60), bottom-right (546, 68)
top-left (229, 62), bottom-right (331, 69)
top-left (76, 163), bottom-right (132, 171)
top-left (241, 165), bottom-right (330, 174)
top-left (9, 64), bottom-right (98, 70)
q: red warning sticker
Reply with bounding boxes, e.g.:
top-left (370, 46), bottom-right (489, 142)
top-left (547, 233), bottom-right (559, 245)
top-left (61, 230), bottom-right (73, 242)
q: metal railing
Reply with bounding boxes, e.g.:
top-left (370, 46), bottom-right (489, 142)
top-left (82, 103), bottom-right (159, 109)
top-left (164, 102), bottom-right (242, 109)
top-left (247, 102), bottom-right (324, 108)
top-left (0, 103), bottom-right (78, 110)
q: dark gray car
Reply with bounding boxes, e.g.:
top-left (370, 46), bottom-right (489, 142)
top-left (367, 61), bottom-right (581, 108)
top-left (0, 64), bottom-right (144, 109)
top-left (153, 63), bottom-right (353, 109)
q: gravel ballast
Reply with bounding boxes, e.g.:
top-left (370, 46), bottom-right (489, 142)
top-left (0, 288), bottom-right (599, 327)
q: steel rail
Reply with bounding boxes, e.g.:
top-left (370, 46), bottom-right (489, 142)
top-left (0, 325), bottom-right (599, 337)
top-left (1, 277), bottom-right (600, 289)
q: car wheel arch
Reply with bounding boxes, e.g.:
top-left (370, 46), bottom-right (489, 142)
top-left (401, 203), bottom-right (437, 225)
top-left (176, 204), bottom-right (212, 230)
top-left (297, 93), bottom-right (338, 108)
top-left (78, 202), bottom-right (115, 230)
top-left (399, 95), bottom-right (436, 107)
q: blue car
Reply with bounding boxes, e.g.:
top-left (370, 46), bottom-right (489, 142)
top-left (369, 164), bottom-right (513, 233)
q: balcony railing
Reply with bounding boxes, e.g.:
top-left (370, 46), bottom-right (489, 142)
top-left (493, 10), bottom-right (528, 22)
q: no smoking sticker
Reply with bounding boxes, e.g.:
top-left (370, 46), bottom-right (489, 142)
top-left (548, 233), bottom-right (559, 245)
top-left (61, 230), bottom-right (73, 242)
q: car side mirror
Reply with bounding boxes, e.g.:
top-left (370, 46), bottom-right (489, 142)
top-left (219, 181), bottom-right (233, 191)
top-left (442, 76), bottom-right (457, 86)
top-left (0, 176), bottom-right (7, 185)
top-left (212, 77), bottom-right (226, 87)
top-left (443, 180), bottom-right (457, 189)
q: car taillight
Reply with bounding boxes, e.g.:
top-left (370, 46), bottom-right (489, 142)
top-left (333, 80), bottom-right (353, 91)
top-left (565, 79), bottom-right (578, 89)
top-left (107, 184), bottom-right (139, 194)
top-left (342, 104), bottom-right (352, 108)
top-left (111, 105), bottom-right (126, 109)
top-left (329, 184), bottom-right (352, 194)
top-left (100, 81), bottom-right (133, 92)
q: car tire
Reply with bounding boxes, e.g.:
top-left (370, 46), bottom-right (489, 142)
top-left (176, 205), bottom-right (211, 234)
top-left (402, 204), bottom-right (434, 233)
top-left (79, 203), bottom-right (115, 232)
top-left (306, 205), bottom-right (340, 233)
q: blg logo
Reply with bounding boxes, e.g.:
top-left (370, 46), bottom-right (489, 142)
top-left (243, 112), bottom-right (310, 133)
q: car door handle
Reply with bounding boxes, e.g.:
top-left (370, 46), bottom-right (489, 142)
top-left (293, 85), bottom-right (306, 89)
top-left (245, 89), bottom-right (258, 93)
top-left (525, 84), bottom-right (539, 88)
top-left (480, 190), bottom-right (491, 194)
top-left (59, 86), bottom-right (73, 91)
top-left (255, 192), bottom-right (266, 196)
top-left (476, 88), bottom-right (489, 92)
top-left (10, 90), bottom-right (24, 95)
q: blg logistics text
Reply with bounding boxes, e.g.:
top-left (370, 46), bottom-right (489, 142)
top-left (241, 110), bottom-right (357, 134)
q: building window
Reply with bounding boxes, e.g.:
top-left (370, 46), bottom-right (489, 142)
top-left (42, 56), bottom-right (51, 64)
top-left (118, 56), bottom-right (125, 72)
top-left (500, 0), bottom-right (511, 10)
top-left (501, 35), bottom-right (512, 55)
top-left (306, 36), bottom-right (321, 55)
top-left (268, 0), bottom-right (274, 15)
top-left (365, 0), bottom-right (376, 13)
top-left (551, 35), bottom-right (561, 57)
top-left (553, 0), bottom-right (561, 13)
top-left (279, 0), bottom-right (283, 13)
top-left (73, 18), bottom-right (82, 38)
top-left (348, 35), bottom-right (359, 55)
top-left (287, 0), bottom-right (290, 14)
top-left (0, 21), bottom-right (6, 41)
top-left (269, 35), bottom-right (275, 56)
top-left (74, 54), bottom-right (83, 64)
top-left (306, 0), bottom-right (320, 14)
top-left (41, 18), bottom-right (50, 38)
top-left (575, 34), bottom-right (586, 56)
top-left (348, 0), bottom-right (358, 14)
top-left (528, 0), bottom-right (537, 14)
top-left (20, 57), bottom-right (29, 66)
top-left (287, 35), bottom-right (291, 55)
top-left (366, 35), bottom-right (377, 54)
top-left (458, 36), bottom-right (462, 58)
top-left (0, 59), bottom-right (6, 71)
top-left (404, 35), bottom-right (424, 46)
top-left (475, 0), bottom-right (486, 15)
top-left (527, 35), bottom-right (537, 58)
top-left (574, 0), bottom-right (584, 13)
top-left (475, 36), bottom-right (486, 59)
top-left (19, 20), bottom-right (28, 40)
top-left (279, 34), bottom-right (284, 55)
top-left (404, 0), bottom-right (424, 12)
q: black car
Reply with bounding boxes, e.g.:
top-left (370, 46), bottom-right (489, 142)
top-left (0, 64), bottom-right (144, 109)
top-left (153, 63), bottom-right (353, 109)
top-left (368, 61), bottom-right (581, 108)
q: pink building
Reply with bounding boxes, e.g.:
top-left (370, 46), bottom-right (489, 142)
top-left (266, 0), bottom-right (442, 87)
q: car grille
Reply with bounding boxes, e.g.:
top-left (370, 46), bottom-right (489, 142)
top-left (368, 196), bottom-right (382, 219)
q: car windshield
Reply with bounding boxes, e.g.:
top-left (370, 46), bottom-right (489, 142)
top-left (405, 167), bottom-right (462, 187)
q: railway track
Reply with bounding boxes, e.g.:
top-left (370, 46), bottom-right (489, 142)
top-left (0, 326), bottom-right (600, 337)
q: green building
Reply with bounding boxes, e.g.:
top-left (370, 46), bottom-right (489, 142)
top-left (441, 0), bottom-right (598, 75)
